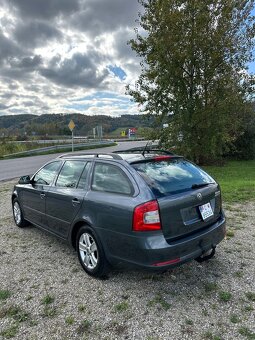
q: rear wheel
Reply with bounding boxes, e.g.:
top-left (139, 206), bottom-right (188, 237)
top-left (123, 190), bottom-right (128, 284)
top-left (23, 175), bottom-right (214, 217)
top-left (76, 226), bottom-right (110, 278)
top-left (12, 198), bottom-right (28, 228)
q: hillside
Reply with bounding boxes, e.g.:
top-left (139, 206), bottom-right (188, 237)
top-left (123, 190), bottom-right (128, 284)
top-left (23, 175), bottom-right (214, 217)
top-left (0, 113), bottom-right (153, 138)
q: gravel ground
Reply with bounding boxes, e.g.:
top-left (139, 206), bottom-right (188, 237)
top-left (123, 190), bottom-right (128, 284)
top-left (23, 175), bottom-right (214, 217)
top-left (0, 180), bottom-right (254, 340)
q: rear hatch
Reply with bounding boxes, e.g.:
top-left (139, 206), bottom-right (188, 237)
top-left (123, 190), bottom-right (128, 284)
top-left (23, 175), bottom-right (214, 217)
top-left (131, 157), bottom-right (222, 241)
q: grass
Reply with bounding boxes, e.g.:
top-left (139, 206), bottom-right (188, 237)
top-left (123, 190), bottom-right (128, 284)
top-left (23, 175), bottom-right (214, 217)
top-left (78, 304), bottom-right (86, 312)
top-left (77, 319), bottom-right (91, 335)
top-left (114, 301), bottom-right (129, 312)
top-left (6, 306), bottom-right (30, 322)
top-left (1, 142), bottom-right (116, 159)
top-left (203, 331), bottom-right (222, 340)
top-left (238, 327), bottom-right (255, 339)
top-left (204, 160), bottom-right (255, 203)
top-left (230, 314), bottom-right (241, 324)
top-left (41, 294), bottom-right (55, 305)
top-left (0, 141), bottom-right (55, 158)
top-left (245, 292), bottom-right (255, 302)
top-left (218, 291), bottom-right (232, 302)
top-left (234, 271), bottom-right (244, 278)
top-left (226, 229), bottom-right (235, 238)
top-left (0, 290), bottom-right (11, 301)
top-left (147, 294), bottom-right (171, 311)
top-left (0, 324), bottom-right (19, 339)
top-left (65, 315), bottom-right (75, 325)
top-left (42, 306), bottom-right (57, 318)
top-left (204, 282), bottom-right (218, 293)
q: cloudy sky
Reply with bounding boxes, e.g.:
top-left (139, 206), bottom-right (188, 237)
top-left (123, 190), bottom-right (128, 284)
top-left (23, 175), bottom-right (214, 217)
top-left (0, 0), bottom-right (254, 117)
top-left (0, 0), bottom-right (144, 116)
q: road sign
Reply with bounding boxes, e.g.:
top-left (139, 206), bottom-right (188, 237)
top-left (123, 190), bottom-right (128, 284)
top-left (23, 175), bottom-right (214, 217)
top-left (68, 120), bottom-right (75, 152)
top-left (68, 120), bottom-right (75, 131)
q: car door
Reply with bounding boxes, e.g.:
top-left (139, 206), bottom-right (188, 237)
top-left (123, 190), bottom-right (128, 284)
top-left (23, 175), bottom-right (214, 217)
top-left (84, 161), bottom-right (139, 256)
top-left (45, 160), bottom-right (91, 238)
top-left (21, 161), bottom-right (62, 228)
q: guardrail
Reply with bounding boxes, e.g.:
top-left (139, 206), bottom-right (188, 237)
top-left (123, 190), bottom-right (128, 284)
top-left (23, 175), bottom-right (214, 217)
top-left (2, 140), bottom-right (114, 158)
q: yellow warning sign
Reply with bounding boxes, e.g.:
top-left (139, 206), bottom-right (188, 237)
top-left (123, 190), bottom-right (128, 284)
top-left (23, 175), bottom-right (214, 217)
top-left (68, 120), bottom-right (75, 131)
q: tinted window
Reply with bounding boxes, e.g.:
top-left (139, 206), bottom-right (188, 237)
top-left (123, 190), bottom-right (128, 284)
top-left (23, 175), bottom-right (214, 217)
top-left (34, 161), bottom-right (61, 185)
top-left (77, 162), bottom-right (90, 189)
top-left (92, 163), bottom-right (133, 195)
top-left (132, 159), bottom-right (215, 197)
top-left (56, 161), bottom-right (85, 188)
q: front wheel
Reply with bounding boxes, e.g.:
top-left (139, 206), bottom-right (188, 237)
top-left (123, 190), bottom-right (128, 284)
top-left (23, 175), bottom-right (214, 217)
top-left (76, 226), bottom-right (110, 278)
top-left (12, 199), bottom-right (28, 228)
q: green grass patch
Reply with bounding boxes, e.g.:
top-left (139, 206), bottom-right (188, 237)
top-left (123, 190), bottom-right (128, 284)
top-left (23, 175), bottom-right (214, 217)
top-left (245, 292), bottom-right (255, 302)
top-left (204, 282), bottom-right (218, 293)
top-left (218, 291), bottom-right (232, 302)
top-left (114, 301), bottom-right (129, 312)
top-left (203, 160), bottom-right (255, 203)
top-left (0, 323), bottom-right (19, 339)
top-left (147, 294), bottom-right (171, 311)
top-left (0, 141), bottom-right (56, 158)
top-left (65, 315), bottom-right (75, 325)
top-left (41, 294), bottom-right (55, 305)
top-left (238, 327), bottom-right (255, 339)
top-left (230, 314), bottom-right (241, 324)
top-left (0, 290), bottom-right (11, 301)
top-left (77, 319), bottom-right (91, 335)
top-left (226, 229), bottom-right (235, 238)
top-left (42, 306), bottom-right (57, 318)
top-left (1, 142), bottom-right (116, 159)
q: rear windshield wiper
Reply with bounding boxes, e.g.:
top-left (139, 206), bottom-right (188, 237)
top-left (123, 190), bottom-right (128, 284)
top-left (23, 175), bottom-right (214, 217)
top-left (191, 182), bottom-right (214, 189)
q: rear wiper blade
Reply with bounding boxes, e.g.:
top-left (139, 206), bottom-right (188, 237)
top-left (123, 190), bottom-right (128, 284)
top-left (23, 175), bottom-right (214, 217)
top-left (191, 182), bottom-right (214, 189)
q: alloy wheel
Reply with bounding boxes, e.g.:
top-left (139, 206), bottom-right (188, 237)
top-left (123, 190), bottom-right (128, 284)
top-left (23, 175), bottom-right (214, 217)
top-left (78, 232), bottom-right (98, 270)
top-left (13, 202), bottom-right (21, 225)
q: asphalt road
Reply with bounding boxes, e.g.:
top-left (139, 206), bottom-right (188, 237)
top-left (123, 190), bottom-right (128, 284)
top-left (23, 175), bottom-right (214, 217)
top-left (0, 141), bottom-right (147, 181)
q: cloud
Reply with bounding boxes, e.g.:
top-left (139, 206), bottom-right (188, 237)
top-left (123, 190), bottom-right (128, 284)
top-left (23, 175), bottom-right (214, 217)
top-left (40, 52), bottom-right (109, 88)
top-left (70, 0), bottom-right (140, 36)
top-left (0, 0), bottom-right (142, 117)
top-left (0, 31), bottom-right (23, 63)
top-left (14, 21), bottom-right (63, 48)
top-left (0, 103), bottom-right (9, 110)
top-left (10, 55), bottom-right (43, 69)
top-left (6, 0), bottom-right (80, 20)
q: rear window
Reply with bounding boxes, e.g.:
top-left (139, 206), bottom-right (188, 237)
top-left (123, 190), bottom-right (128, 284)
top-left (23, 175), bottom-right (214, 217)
top-left (132, 159), bottom-right (215, 197)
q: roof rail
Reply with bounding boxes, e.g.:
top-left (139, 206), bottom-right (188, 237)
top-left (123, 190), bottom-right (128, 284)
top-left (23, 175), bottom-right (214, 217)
top-left (58, 152), bottom-right (123, 160)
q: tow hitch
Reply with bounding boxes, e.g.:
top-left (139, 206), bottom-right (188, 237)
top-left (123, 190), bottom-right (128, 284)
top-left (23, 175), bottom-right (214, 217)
top-left (195, 246), bottom-right (216, 263)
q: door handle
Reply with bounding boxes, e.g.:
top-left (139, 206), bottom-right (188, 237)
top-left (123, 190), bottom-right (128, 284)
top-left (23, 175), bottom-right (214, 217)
top-left (40, 193), bottom-right (46, 199)
top-left (72, 198), bottom-right (81, 206)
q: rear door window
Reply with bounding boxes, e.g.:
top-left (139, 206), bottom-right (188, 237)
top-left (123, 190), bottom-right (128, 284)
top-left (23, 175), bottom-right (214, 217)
top-left (92, 163), bottom-right (133, 195)
top-left (132, 159), bottom-right (214, 197)
top-left (56, 161), bottom-right (85, 188)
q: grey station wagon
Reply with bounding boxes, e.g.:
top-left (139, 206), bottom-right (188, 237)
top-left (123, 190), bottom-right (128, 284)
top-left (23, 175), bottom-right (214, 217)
top-left (12, 148), bottom-right (226, 278)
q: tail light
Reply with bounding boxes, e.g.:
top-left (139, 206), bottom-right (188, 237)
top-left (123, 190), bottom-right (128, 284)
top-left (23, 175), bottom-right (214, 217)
top-left (133, 200), bottom-right (161, 232)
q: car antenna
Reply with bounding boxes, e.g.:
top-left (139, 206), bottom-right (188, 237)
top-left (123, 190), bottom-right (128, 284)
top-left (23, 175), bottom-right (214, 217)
top-left (142, 141), bottom-right (152, 156)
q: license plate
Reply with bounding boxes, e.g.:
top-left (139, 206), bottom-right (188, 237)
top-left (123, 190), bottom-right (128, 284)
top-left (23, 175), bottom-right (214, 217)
top-left (199, 203), bottom-right (213, 220)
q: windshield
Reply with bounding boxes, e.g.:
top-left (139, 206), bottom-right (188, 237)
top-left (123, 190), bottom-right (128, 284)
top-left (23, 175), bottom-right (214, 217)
top-left (132, 159), bottom-right (215, 197)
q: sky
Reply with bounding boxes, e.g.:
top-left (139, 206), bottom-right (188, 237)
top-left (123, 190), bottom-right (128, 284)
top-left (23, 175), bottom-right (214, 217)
top-left (0, 0), bottom-right (143, 117)
top-left (0, 0), bottom-right (254, 117)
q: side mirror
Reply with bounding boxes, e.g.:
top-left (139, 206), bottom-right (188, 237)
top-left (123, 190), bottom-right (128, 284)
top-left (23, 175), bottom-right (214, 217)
top-left (18, 175), bottom-right (31, 185)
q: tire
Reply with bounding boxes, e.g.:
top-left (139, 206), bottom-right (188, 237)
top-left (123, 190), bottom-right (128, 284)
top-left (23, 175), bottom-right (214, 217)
top-left (12, 198), bottom-right (28, 228)
top-left (76, 226), bottom-right (110, 278)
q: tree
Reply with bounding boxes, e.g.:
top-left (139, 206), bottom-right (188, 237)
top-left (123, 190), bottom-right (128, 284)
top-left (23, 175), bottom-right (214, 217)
top-left (128, 0), bottom-right (255, 163)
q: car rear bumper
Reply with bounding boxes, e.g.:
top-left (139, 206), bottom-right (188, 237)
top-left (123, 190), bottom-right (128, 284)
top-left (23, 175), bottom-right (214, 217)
top-left (106, 213), bottom-right (226, 270)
